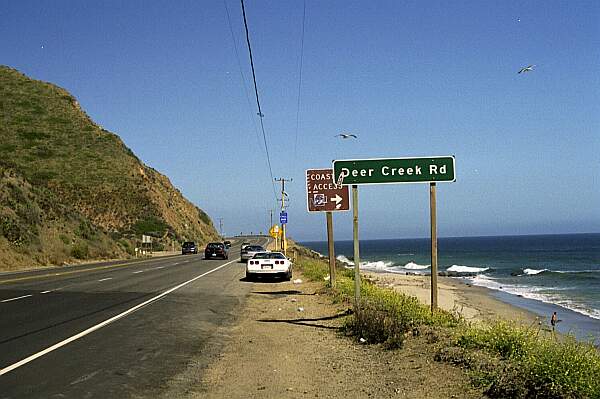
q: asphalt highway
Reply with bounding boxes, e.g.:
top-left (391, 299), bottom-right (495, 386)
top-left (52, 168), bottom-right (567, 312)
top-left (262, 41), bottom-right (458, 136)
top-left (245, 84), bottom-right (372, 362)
top-left (0, 236), bottom-right (269, 398)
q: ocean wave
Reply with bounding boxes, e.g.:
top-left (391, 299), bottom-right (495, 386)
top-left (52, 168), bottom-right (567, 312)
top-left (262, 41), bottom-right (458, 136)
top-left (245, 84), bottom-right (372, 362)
top-left (469, 275), bottom-right (600, 321)
top-left (336, 255), bottom-right (354, 266)
top-left (360, 260), bottom-right (394, 270)
top-left (523, 268), bottom-right (549, 275)
top-left (404, 262), bottom-right (430, 270)
top-left (446, 265), bottom-right (489, 273)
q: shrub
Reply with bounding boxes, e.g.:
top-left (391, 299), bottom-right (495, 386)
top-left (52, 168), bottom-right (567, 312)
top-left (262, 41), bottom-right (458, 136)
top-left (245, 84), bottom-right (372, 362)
top-left (453, 322), bottom-right (600, 398)
top-left (71, 242), bottom-right (89, 259)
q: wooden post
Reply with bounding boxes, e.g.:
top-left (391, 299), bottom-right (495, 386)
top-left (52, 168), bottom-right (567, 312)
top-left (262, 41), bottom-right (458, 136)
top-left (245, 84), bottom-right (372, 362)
top-left (352, 185), bottom-right (361, 305)
top-left (326, 211), bottom-right (336, 288)
top-left (430, 182), bottom-right (438, 311)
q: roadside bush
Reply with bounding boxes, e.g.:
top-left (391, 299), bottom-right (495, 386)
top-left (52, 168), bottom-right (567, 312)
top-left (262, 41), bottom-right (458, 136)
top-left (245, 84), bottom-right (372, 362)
top-left (453, 321), bottom-right (600, 398)
top-left (71, 242), bottom-right (89, 259)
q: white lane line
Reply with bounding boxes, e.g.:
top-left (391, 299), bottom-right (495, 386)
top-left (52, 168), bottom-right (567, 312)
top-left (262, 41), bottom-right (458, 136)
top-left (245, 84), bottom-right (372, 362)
top-left (0, 258), bottom-right (240, 376)
top-left (155, 266), bottom-right (165, 270)
top-left (40, 291), bottom-right (52, 294)
top-left (97, 278), bottom-right (113, 282)
top-left (1, 294), bottom-right (33, 303)
top-left (132, 270), bottom-right (144, 274)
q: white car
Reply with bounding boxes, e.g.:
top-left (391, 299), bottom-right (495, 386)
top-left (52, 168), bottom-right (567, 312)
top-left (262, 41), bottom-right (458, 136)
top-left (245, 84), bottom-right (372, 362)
top-left (246, 252), bottom-right (292, 281)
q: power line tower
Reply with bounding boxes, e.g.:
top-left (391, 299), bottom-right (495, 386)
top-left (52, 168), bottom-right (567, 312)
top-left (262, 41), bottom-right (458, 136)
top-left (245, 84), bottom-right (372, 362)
top-left (274, 177), bottom-right (292, 255)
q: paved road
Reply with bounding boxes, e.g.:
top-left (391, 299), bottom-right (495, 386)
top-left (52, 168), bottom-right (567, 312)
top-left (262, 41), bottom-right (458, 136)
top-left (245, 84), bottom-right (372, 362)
top-left (0, 236), bottom-right (269, 398)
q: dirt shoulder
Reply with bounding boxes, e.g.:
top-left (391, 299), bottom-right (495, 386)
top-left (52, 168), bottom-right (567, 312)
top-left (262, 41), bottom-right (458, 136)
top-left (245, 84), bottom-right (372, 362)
top-left (191, 274), bottom-right (484, 398)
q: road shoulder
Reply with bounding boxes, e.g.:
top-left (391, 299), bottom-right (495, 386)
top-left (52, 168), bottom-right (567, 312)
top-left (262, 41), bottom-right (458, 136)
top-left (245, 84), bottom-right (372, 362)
top-left (190, 274), bottom-right (483, 398)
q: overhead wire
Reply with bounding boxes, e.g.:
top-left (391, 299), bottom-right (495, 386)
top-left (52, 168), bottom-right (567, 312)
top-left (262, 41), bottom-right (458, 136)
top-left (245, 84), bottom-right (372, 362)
top-left (239, 0), bottom-right (278, 204)
top-left (222, 0), bottom-right (265, 160)
top-left (292, 0), bottom-right (307, 169)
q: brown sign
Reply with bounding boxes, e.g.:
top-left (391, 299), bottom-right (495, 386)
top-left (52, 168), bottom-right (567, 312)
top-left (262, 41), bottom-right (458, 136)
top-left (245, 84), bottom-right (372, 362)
top-left (306, 168), bottom-right (350, 212)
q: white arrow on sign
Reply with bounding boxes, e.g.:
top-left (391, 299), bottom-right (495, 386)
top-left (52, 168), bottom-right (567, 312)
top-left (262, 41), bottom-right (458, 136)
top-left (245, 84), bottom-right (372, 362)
top-left (332, 194), bottom-right (343, 205)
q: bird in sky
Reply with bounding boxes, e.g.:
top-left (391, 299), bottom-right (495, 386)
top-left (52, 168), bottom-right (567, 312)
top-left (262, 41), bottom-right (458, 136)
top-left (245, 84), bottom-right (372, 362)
top-left (518, 65), bottom-right (535, 74)
top-left (335, 133), bottom-right (357, 139)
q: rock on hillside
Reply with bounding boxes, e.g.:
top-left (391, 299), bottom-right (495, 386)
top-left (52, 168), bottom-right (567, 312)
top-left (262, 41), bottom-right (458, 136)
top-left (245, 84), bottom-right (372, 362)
top-left (0, 66), bottom-right (219, 270)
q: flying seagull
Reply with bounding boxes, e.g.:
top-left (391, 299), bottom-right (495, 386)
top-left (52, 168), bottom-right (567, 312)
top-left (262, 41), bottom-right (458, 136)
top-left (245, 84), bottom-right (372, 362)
top-left (335, 133), bottom-right (357, 139)
top-left (518, 65), bottom-right (535, 74)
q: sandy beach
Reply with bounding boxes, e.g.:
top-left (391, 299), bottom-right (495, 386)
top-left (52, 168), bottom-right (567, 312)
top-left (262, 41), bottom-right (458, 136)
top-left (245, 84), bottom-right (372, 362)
top-left (363, 271), bottom-right (547, 327)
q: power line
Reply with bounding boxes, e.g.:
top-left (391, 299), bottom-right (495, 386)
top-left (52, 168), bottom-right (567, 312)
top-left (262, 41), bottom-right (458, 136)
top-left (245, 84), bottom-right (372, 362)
top-left (222, 0), bottom-right (264, 154)
top-left (240, 0), bottom-right (278, 203)
top-left (292, 0), bottom-right (307, 167)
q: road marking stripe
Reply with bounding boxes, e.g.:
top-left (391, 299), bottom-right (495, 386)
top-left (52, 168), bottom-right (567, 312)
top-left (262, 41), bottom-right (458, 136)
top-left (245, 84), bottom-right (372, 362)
top-left (97, 278), bottom-right (113, 282)
top-left (132, 271), bottom-right (144, 274)
top-left (40, 291), bottom-right (52, 294)
top-left (0, 256), bottom-right (180, 285)
top-left (0, 258), bottom-right (240, 376)
top-left (156, 266), bottom-right (165, 269)
top-left (1, 295), bottom-right (33, 303)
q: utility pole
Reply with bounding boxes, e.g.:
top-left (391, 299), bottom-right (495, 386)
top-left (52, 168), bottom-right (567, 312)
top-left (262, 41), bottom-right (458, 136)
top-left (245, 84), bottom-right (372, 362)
top-left (274, 177), bottom-right (292, 255)
top-left (218, 218), bottom-right (224, 238)
top-left (269, 209), bottom-right (273, 228)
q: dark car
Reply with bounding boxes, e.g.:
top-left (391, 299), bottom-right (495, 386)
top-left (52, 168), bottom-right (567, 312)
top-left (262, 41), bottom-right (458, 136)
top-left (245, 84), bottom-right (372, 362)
top-left (181, 241), bottom-right (198, 255)
top-left (205, 242), bottom-right (228, 260)
top-left (223, 240), bottom-right (231, 248)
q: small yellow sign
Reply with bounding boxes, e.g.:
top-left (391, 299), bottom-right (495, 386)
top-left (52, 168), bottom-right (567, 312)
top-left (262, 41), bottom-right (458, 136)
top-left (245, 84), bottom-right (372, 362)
top-left (269, 224), bottom-right (280, 238)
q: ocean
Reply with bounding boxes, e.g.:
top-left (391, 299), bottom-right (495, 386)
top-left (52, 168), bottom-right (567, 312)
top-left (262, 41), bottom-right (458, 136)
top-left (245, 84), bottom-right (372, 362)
top-left (300, 233), bottom-right (600, 340)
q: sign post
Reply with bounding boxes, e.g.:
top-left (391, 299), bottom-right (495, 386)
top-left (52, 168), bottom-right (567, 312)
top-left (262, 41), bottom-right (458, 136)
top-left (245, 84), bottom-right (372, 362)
top-left (430, 183), bottom-right (438, 311)
top-left (352, 185), bottom-right (360, 304)
top-left (269, 224), bottom-right (280, 251)
top-left (306, 168), bottom-right (350, 288)
top-left (326, 211), bottom-right (336, 286)
top-left (334, 156), bottom-right (455, 312)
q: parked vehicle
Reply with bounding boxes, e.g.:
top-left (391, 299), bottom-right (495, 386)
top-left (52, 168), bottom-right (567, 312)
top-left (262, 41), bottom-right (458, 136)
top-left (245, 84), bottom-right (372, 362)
top-left (246, 252), bottom-right (292, 281)
top-left (181, 241), bottom-right (198, 255)
top-left (239, 242), bottom-right (251, 257)
top-left (204, 242), bottom-right (229, 260)
top-left (240, 245), bottom-right (266, 262)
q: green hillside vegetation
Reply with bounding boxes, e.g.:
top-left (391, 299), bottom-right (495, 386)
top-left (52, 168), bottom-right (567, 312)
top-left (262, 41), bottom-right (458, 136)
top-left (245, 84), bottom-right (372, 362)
top-left (0, 66), bottom-right (219, 270)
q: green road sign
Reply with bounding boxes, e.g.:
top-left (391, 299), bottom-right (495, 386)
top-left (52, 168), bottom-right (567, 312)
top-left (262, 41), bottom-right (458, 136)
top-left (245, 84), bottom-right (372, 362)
top-left (333, 156), bottom-right (456, 185)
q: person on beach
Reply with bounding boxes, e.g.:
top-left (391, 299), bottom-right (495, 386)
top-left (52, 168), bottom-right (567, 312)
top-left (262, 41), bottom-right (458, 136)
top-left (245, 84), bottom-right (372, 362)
top-left (551, 311), bottom-right (557, 331)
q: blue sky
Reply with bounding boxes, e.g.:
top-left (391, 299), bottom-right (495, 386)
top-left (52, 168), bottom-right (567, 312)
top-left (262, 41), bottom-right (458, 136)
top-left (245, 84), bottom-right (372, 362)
top-left (2, 1), bottom-right (599, 241)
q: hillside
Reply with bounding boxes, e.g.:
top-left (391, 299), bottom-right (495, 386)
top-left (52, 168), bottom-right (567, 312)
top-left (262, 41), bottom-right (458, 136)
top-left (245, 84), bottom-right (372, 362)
top-left (0, 66), bottom-right (219, 270)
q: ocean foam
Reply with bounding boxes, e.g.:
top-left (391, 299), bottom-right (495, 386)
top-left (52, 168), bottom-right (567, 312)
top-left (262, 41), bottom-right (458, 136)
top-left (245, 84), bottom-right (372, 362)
top-left (523, 268), bottom-right (549, 275)
top-left (469, 276), bottom-right (600, 321)
top-left (360, 260), bottom-right (394, 270)
top-left (446, 265), bottom-right (489, 273)
top-left (336, 255), bottom-right (354, 266)
top-left (404, 262), bottom-right (430, 270)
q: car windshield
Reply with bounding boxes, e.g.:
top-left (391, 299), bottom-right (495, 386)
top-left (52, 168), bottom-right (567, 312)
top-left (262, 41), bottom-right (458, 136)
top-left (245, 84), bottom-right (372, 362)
top-left (253, 252), bottom-right (285, 260)
top-left (245, 246), bottom-right (264, 251)
top-left (207, 243), bottom-right (223, 249)
top-left (183, 242), bottom-right (195, 248)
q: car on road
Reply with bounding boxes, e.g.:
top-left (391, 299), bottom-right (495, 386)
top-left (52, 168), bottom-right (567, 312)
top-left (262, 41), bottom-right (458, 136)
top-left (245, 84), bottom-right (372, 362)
top-left (240, 245), bottom-right (266, 262)
top-left (181, 241), bottom-right (198, 255)
top-left (223, 240), bottom-right (231, 248)
top-left (204, 242), bottom-right (229, 260)
top-left (246, 252), bottom-right (292, 281)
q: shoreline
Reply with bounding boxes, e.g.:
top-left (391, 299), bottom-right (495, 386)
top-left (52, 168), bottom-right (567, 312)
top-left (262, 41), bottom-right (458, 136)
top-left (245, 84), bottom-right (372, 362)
top-left (362, 270), bottom-right (600, 343)
top-left (363, 271), bottom-right (542, 326)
